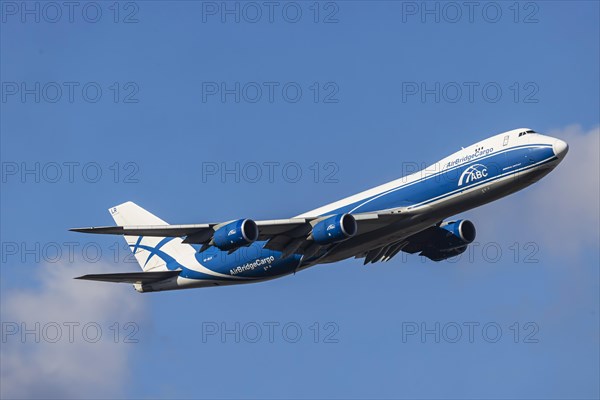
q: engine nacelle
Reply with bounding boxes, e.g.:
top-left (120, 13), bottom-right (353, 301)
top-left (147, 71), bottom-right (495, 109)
top-left (436, 219), bottom-right (476, 250)
top-left (311, 214), bottom-right (357, 245)
top-left (213, 219), bottom-right (259, 251)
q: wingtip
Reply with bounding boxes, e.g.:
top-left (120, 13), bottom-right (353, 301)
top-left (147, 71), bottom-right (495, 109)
top-left (69, 227), bottom-right (92, 233)
top-left (68, 226), bottom-right (124, 234)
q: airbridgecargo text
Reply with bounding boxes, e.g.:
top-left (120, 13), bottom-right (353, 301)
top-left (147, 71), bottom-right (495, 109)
top-left (446, 147), bottom-right (494, 168)
top-left (230, 256), bottom-right (275, 275)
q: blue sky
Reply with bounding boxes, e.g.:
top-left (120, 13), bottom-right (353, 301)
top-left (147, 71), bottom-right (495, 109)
top-left (1, 1), bottom-right (599, 399)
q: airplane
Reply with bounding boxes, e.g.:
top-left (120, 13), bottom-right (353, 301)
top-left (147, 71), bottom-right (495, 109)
top-left (71, 128), bottom-right (568, 292)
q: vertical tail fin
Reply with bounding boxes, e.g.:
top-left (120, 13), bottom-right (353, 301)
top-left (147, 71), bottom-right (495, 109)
top-left (109, 201), bottom-right (195, 272)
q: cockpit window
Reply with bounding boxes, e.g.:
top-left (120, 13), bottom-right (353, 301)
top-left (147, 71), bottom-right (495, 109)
top-left (519, 130), bottom-right (536, 137)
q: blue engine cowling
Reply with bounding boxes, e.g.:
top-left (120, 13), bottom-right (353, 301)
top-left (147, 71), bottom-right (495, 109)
top-left (213, 219), bottom-right (259, 251)
top-left (402, 219), bottom-right (477, 262)
top-left (311, 214), bottom-right (357, 245)
top-left (436, 219), bottom-right (476, 250)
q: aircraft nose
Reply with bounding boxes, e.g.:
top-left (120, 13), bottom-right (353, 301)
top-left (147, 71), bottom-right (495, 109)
top-left (552, 139), bottom-right (569, 160)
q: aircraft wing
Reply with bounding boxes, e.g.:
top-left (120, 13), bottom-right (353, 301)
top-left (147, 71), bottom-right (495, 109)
top-left (70, 208), bottom-right (411, 252)
top-left (357, 223), bottom-right (472, 264)
top-left (70, 219), bottom-right (311, 240)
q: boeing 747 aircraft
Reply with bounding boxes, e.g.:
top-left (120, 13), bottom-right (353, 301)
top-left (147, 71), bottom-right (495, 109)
top-left (72, 128), bottom-right (568, 292)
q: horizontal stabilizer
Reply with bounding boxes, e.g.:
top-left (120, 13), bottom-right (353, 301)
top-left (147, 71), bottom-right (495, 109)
top-left (75, 270), bottom-right (180, 284)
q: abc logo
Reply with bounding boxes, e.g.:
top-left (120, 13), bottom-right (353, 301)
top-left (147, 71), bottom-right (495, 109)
top-left (458, 164), bottom-right (488, 186)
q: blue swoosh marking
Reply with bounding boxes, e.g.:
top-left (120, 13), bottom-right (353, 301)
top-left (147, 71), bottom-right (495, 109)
top-left (131, 236), bottom-right (144, 254)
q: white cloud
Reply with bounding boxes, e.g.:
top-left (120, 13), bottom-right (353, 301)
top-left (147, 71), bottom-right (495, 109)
top-left (1, 262), bottom-right (147, 399)
top-left (470, 124), bottom-right (600, 258)
top-left (538, 125), bottom-right (600, 253)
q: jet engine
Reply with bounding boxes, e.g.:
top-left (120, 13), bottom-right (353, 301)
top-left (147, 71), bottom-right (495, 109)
top-left (437, 219), bottom-right (476, 249)
top-left (402, 219), bottom-right (477, 262)
top-left (311, 214), bottom-right (357, 245)
top-left (213, 219), bottom-right (259, 251)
